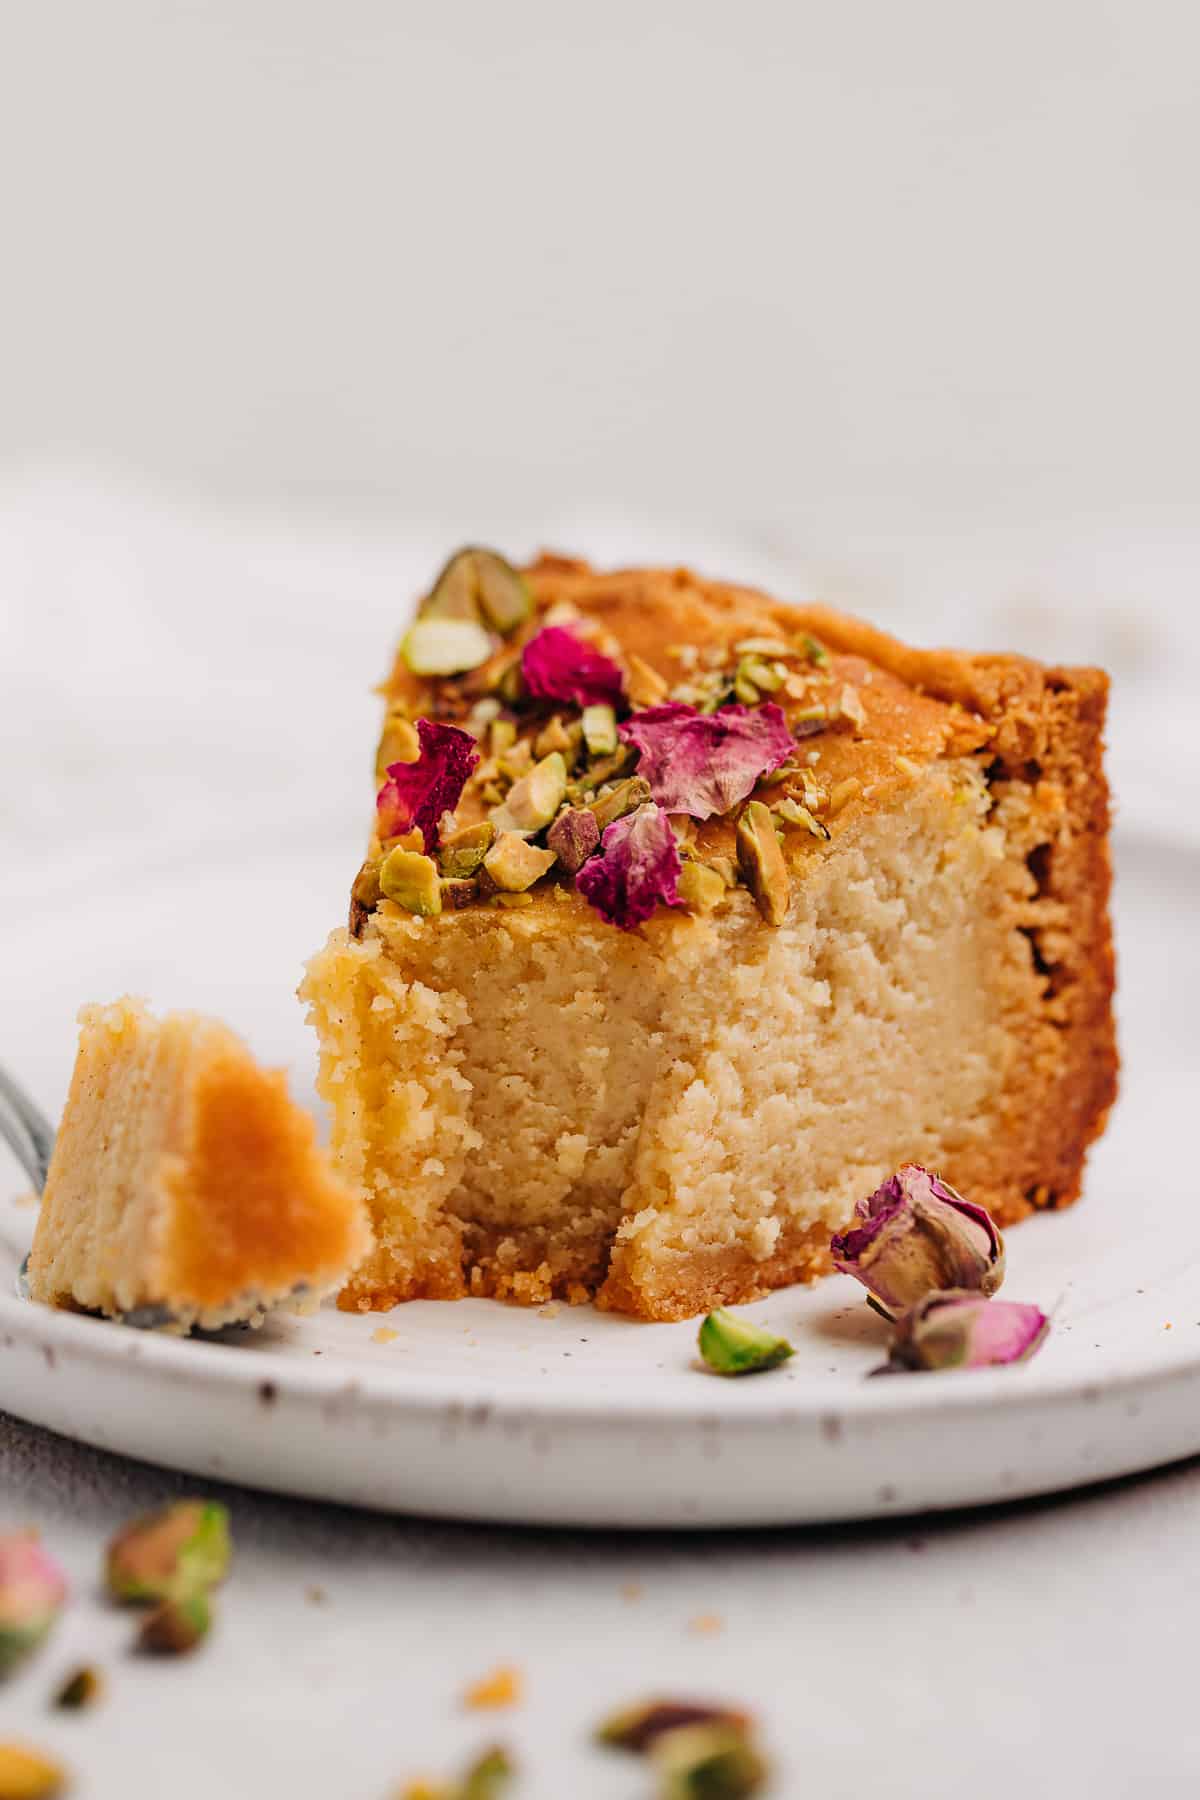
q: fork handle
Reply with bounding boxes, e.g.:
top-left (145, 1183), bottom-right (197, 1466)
top-left (0, 1063), bottom-right (55, 1193)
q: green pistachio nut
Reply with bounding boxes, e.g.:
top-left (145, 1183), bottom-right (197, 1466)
top-left (374, 708), bottom-right (420, 780)
top-left (589, 775), bottom-right (652, 831)
top-left (582, 703), bottom-right (619, 757)
top-left (379, 848), bottom-right (443, 916)
top-left (491, 751), bottom-right (567, 833)
top-left (426, 547), bottom-right (532, 635)
top-left (736, 801), bottom-right (790, 926)
top-left (676, 862), bottom-right (727, 914)
top-left (400, 617), bottom-right (493, 677)
top-left (137, 1589), bottom-right (212, 1656)
top-left (105, 1500), bottom-right (231, 1605)
top-left (459, 1745), bottom-right (516, 1799)
top-left (546, 806), bottom-right (600, 874)
top-left (437, 820), bottom-right (495, 879)
top-left (483, 833), bottom-right (556, 893)
top-left (698, 1308), bottom-right (794, 1377)
top-left (53, 1664), bottom-right (103, 1710)
top-left (654, 1724), bottom-right (769, 1798)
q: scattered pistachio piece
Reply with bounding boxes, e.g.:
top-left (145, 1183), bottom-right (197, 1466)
top-left (426, 547), bottom-right (532, 635)
top-left (375, 708), bottom-right (420, 780)
top-left (497, 738), bottom-right (533, 783)
top-left (400, 617), bottom-right (494, 678)
top-left (546, 807), bottom-right (600, 874)
top-left (0, 1742), bottom-right (67, 1799)
top-left (137, 1589), bottom-right (212, 1656)
top-left (597, 1699), bottom-right (752, 1754)
top-left (491, 751), bottom-right (567, 833)
top-left (464, 697), bottom-right (501, 740)
top-left (827, 776), bottom-right (860, 814)
top-left (802, 632), bottom-right (830, 667)
top-left (773, 797), bottom-right (830, 840)
top-left (582, 703), bottom-right (618, 757)
top-left (708, 855), bottom-right (738, 888)
top-left (589, 775), bottom-right (652, 832)
top-left (654, 1723), bottom-right (768, 1798)
top-left (676, 862), bottom-right (727, 914)
top-left (626, 653), bottom-right (670, 708)
top-left (379, 847), bottom-right (443, 916)
top-left (52, 1665), bottom-right (103, 1711)
top-left (735, 800), bottom-right (789, 926)
top-left (698, 1308), bottom-right (794, 1376)
top-left (105, 1501), bottom-right (230, 1606)
top-left (439, 878), bottom-right (480, 910)
top-left (0, 1536), bottom-right (67, 1676)
top-left (458, 1746), bottom-right (516, 1800)
top-left (835, 683), bottom-right (867, 729)
top-left (483, 833), bottom-right (556, 893)
top-left (732, 637), bottom-right (794, 658)
top-left (894, 753), bottom-right (923, 777)
top-left (437, 820), bottom-right (495, 879)
top-left (488, 717), bottom-right (517, 758)
top-left (533, 714), bottom-right (573, 760)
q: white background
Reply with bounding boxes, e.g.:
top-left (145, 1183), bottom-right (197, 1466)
top-left (2, 6), bottom-right (1199, 1796)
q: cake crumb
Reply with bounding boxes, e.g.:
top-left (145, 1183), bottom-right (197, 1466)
top-left (537, 1302), bottom-right (561, 1320)
top-left (621, 1581), bottom-right (643, 1603)
top-left (688, 1613), bottom-right (724, 1636)
top-left (372, 1327), bottom-right (399, 1345)
top-left (463, 1664), bottom-right (523, 1710)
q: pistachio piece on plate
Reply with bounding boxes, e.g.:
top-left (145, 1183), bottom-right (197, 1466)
top-left (106, 1500), bottom-right (230, 1604)
top-left (698, 1308), bottom-right (794, 1376)
top-left (137, 1589), bottom-right (212, 1656)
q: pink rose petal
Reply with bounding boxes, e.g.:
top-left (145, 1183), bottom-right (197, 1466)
top-left (521, 625), bottom-right (626, 708)
top-left (575, 802), bottom-right (683, 930)
top-left (375, 719), bottom-right (479, 849)
top-left (618, 701), bottom-right (794, 820)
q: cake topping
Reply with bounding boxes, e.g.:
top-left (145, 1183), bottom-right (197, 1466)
top-left (546, 806), bottom-right (600, 874)
top-left (437, 820), bottom-right (495, 879)
top-left (675, 860), bottom-right (727, 914)
top-left (879, 1291), bottom-right (1050, 1374)
top-left (106, 1500), bottom-right (231, 1605)
top-left (380, 847), bottom-right (443, 916)
top-left (376, 719), bottom-right (480, 848)
top-left (735, 801), bottom-right (790, 926)
top-left (831, 1164), bottom-right (1005, 1319)
top-left (489, 750), bottom-right (567, 834)
top-left (617, 702), bottom-right (794, 820)
top-left (697, 1307), bottom-right (794, 1376)
top-left (575, 802), bottom-right (683, 930)
top-left (521, 624), bottom-right (626, 708)
top-left (0, 1534), bottom-right (67, 1675)
top-left (483, 833), bottom-right (556, 893)
top-left (425, 546), bottom-right (533, 635)
top-left (581, 702), bottom-right (618, 756)
top-left (401, 617), bottom-right (494, 677)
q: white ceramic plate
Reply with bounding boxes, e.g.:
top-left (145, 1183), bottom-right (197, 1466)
top-left (0, 834), bottom-right (1195, 1528)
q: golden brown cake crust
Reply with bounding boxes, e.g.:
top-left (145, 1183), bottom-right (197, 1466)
top-left (313, 555), bottom-right (1117, 1320)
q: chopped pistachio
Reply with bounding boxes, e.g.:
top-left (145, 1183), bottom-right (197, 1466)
top-left (137, 1589), bottom-right (211, 1656)
top-left (440, 878), bottom-right (480, 909)
top-left (835, 683), bottom-right (867, 729)
top-left (488, 717), bottom-right (517, 758)
top-left (597, 1700), bottom-right (753, 1755)
top-left (534, 714), bottom-right (573, 759)
top-left (458, 1746), bottom-right (516, 1800)
top-left (495, 658), bottom-right (526, 706)
top-left (375, 708), bottom-right (420, 779)
top-left (490, 891), bottom-right (535, 909)
top-left (491, 751), bottom-right (567, 833)
top-left (774, 797), bottom-right (830, 840)
top-left (733, 636), bottom-right (794, 658)
top-left (698, 1308), bottom-right (794, 1376)
top-left (483, 833), bottom-right (556, 893)
top-left (589, 775), bottom-right (652, 832)
top-left (379, 848), bottom-right (443, 916)
top-left (626, 653), bottom-right (670, 708)
top-left (465, 697), bottom-right (501, 735)
top-left (582, 703), bottom-right (618, 757)
top-left (735, 800), bottom-right (790, 926)
top-left (479, 781), bottom-right (505, 807)
top-left (497, 738), bottom-right (533, 783)
top-left (400, 617), bottom-right (493, 678)
top-left (0, 1743), bottom-right (66, 1799)
top-left (106, 1501), bottom-right (230, 1605)
top-left (426, 547), bottom-right (532, 635)
top-left (654, 1723), bottom-right (768, 1798)
top-left (894, 753), bottom-right (923, 778)
top-left (676, 862), bottom-right (727, 913)
top-left (802, 632), bottom-right (830, 668)
top-left (438, 820), bottom-right (495, 879)
top-left (53, 1665), bottom-right (103, 1711)
top-left (737, 655), bottom-right (783, 694)
top-left (546, 806), bottom-right (600, 874)
top-left (733, 666), bottom-right (759, 706)
top-left (827, 777), bottom-right (863, 813)
top-left (708, 854), bottom-right (738, 888)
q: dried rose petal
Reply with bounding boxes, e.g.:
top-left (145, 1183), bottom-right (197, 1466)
top-left (618, 702), bottom-right (794, 820)
top-left (376, 719), bottom-right (479, 849)
top-left (831, 1164), bottom-right (1004, 1318)
top-left (575, 803), bottom-right (683, 930)
top-left (521, 625), bottom-right (626, 708)
top-left (883, 1291), bottom-right (1049, 1373)
top-left (0, 1534), bottom-right (67, 1674)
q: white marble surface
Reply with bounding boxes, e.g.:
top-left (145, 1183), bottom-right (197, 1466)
top-left (2, 477), bottom-right (1198, 1795)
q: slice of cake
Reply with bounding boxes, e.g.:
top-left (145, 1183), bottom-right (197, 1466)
top-left (302, 550), bottom-right (1116, 1322)
top-left (28, 999), bottom-right (372, 1330)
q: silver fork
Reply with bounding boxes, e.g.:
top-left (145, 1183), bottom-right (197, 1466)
top-left (0, 1062), bottom-right (55, 1194)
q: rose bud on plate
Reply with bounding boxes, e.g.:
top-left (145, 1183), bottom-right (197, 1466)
top-left (878, 1290), bottom-right (1050, 1374)
top-left (0, 1534), bottom-right (67, 1676)
top-left (831, 1163), bottom-right (1004, 1319)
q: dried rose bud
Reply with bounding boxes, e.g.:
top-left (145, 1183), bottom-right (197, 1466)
top-left (653, 1725), bottom-right (768, 1799)
top-left (882, 1290), bottom-right (1050, 1373)
top-left (0, 1534), bottom-right (67, 1676)
top-left (597, 1699), bottom-right (753, 1754)
top-left (53, 1664), bottom-right (103, 1710)
top-left (137, 1589), bottom-right (211, 1656)
top-left (831, 1164), bottom-right (1004, 1319)
top-left (105, 1500), bottom-right (230, 1604)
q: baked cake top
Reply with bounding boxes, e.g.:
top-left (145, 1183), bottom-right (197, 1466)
top-left (350, 549), bottom-right (1107, 938)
